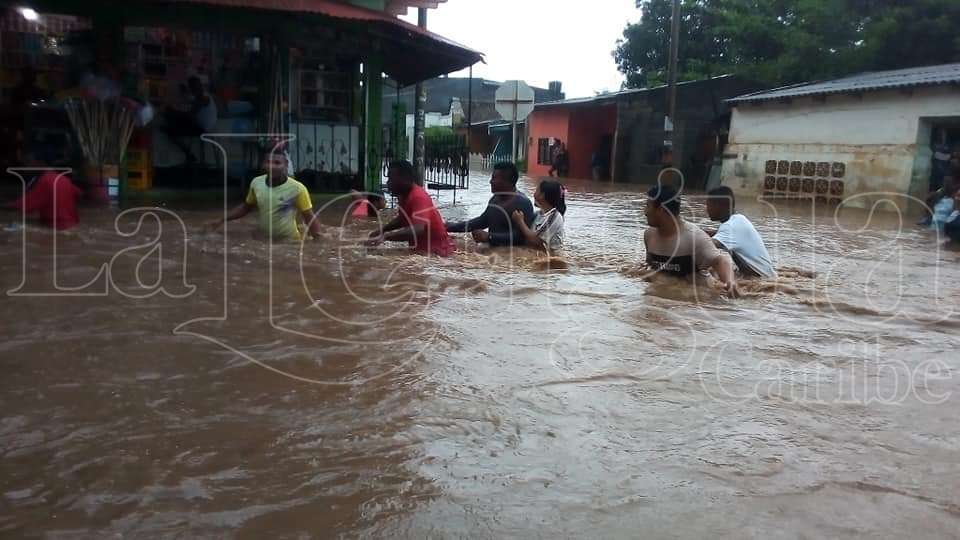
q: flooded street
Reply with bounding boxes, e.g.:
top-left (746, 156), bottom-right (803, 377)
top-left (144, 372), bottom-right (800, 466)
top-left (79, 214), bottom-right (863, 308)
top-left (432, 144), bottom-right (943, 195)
top-left (2, 172), bottom-right (960, 538)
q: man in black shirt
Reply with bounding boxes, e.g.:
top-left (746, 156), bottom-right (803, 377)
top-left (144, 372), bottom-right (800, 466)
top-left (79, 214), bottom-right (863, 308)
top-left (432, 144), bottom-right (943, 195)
top-left (446, 162), bottom-right (536, 247)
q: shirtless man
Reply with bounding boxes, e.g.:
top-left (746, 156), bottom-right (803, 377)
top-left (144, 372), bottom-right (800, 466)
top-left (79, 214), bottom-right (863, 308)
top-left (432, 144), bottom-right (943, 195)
top-left (644, 184), bottom-right (739, 297)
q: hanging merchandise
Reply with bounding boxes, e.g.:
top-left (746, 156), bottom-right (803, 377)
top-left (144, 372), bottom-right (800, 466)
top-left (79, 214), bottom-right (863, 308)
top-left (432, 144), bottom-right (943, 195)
top-left (65, 98), bottom-right (137, 203)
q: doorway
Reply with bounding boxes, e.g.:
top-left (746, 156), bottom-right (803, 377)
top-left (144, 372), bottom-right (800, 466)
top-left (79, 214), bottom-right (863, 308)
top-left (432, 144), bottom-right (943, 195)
top-left (915, 117), bottom-right (960, 201)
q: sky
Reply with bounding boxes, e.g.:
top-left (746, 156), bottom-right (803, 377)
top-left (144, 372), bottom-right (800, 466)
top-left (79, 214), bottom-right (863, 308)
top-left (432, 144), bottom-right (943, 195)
top-left (400, 0), bottom-right (640, 98)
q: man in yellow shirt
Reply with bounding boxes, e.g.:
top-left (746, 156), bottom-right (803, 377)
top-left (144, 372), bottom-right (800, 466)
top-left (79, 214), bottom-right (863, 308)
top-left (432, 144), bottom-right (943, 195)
top-left (209, 152), bottom-right (321, 241)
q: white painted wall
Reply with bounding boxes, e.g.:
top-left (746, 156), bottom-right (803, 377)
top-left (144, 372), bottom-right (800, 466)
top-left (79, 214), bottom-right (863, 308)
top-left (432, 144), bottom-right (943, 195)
top-left (405, 111), bottom-right (452, 160)
top-left (721, 86), bottom-right (960, 211)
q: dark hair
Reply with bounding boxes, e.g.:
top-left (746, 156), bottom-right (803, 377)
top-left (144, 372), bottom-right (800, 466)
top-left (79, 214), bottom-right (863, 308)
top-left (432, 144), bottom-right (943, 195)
top-left (388, 159), bottom-right (416, 182)
top-left (493, 161), bottom-right (520, 185)
top-left (539, 180), bottom-right (566, 215)
top-left (707, 185), bottom-right (735, 211)
top-left (647, 184), bottom-right (681, 216)
top-left (260, 149), bottom-right (288, 163)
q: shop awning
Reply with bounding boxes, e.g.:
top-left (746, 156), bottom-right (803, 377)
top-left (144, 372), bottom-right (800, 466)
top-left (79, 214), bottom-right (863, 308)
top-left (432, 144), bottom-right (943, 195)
top-left (158, 0), bottom-right (483, 86)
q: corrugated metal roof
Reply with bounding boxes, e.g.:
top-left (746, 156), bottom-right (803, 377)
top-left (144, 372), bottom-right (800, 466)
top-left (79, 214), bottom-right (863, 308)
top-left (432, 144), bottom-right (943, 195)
top-left (728, 63), bottom-right (960, 104)
top-left (534, 75), bottom-right (735, 109)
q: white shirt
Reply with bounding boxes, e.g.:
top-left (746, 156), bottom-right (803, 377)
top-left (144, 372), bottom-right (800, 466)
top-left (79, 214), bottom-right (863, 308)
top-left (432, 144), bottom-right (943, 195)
top-left (533, 208), bottom-right (564, 251)
top-left (931, 197), bottom-right (955, 231)
top-left (713, 213), bottom-right (776, 278)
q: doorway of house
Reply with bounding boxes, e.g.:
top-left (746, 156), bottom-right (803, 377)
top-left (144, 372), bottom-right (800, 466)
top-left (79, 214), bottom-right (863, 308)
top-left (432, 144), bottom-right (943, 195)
top-left (595, 134), bottom-right (613, 181)
top-left (917, 118), bottom-right (960, 199)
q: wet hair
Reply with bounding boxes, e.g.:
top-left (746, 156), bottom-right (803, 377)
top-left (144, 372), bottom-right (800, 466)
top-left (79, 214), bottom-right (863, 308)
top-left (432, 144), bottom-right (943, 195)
top-left (388, 159), bottom-right (416, 182)
top-left (493, 162), bottom-right (520, 185)
top-left (707, 185), bottom-right (735, 212)
top-left (539, 180), bottom-right (567, 215)
top-left (647, 184), bottom-right (681, 216)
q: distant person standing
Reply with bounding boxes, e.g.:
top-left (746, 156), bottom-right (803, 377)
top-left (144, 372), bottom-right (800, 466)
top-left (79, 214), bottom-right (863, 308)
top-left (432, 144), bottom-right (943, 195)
top-left (446, 162), bottom-right (535, 247)
top-left (705, 186), bottom-right (777, 279)
top-left (548, 140), bottom-right (561, 177)
top-left (366, 160), bottom-right (455, 256)
top-left (591, 150), bottom-right (604, 181)
top-left (556, 143), bottom-right (570, 178)
top-left (644, 184), bottom-right (739, 297)
top-left (930, 129), bottom-right (952, 193)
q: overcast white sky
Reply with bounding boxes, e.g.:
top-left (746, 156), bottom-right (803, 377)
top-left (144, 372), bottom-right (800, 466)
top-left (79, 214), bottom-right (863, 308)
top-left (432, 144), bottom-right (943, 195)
top-left (400, 0), bottom-right (640, 98)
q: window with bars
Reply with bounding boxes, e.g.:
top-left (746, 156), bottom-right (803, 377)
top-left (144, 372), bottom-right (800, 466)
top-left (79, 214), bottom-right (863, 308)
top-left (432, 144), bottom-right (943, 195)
top-left (537, 138), bottom-right (552, 165)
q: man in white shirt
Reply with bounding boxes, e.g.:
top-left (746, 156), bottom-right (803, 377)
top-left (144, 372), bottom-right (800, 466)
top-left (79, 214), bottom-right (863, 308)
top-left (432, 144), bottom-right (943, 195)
top-left (705, 186), bottom-right (777, 279)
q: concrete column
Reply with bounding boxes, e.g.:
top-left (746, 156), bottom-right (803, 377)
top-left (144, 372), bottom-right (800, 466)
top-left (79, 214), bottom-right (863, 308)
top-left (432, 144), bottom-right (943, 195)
top-left (364, 54), bottom-right (383, 193)
top-left (412, 7), bottom-right (427, 184)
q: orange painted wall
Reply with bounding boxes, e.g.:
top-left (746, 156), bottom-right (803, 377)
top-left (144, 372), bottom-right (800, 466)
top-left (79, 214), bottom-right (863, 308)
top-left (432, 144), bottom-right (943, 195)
top-left (526, 103), bottom-right (617, 179)
top-left (526, 108), bottom-right (570, 177)
top-left (567, 104), bottom-right (617, 179)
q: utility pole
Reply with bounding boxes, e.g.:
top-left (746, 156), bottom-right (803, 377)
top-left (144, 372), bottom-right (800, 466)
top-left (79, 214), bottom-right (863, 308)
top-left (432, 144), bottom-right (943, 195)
top-left (413, 7), bottom-right (428, 184)
top-left (665, 0), bottom-right (681, 169)
top-left (511, 82), bottom-right (519, 163)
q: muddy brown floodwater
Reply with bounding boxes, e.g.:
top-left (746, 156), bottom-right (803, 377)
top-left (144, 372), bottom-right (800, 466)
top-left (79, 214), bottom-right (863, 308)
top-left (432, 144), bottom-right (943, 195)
top-left (2, 173), bottom-right (960, 538)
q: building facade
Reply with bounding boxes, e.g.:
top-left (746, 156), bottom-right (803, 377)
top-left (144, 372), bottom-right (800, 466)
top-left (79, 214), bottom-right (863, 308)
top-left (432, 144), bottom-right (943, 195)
top-left (525, 75), bottom-right (762, 185)
top-left (526, 100), bottom-right (616, 179)
top-left (1, 0), bottom-right (480, 198)
top-left (721, 64), bottom-right (960, 211)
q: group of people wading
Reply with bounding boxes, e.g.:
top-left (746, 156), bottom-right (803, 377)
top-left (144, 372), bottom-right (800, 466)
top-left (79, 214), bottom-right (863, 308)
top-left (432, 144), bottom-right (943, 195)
top-left (206, 152), bottom-right (781, 298)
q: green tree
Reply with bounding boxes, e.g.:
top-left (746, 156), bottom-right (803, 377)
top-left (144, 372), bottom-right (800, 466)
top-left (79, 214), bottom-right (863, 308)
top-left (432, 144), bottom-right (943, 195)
top-left (614, 0), bottom-right (725, 88)
top-left (855, 0), bottom-right (960, 72)
top-left (715, 0), bottom-right (862, 84)
top-left (424, 126), bottom-right (455, 145)
top-left (614, 0), bottom-right (960, 89)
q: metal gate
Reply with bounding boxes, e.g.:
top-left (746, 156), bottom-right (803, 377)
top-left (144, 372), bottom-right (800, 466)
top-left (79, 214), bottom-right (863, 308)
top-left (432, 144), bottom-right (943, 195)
top-left (424, 133), bottom-right (469, 203)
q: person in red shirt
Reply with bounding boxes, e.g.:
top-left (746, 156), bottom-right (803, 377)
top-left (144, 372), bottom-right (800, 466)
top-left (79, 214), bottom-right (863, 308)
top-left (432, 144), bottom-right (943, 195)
top-left (10, 163), bottom-right (82, 230)
top-left (365, 160), bottom-right (455, 256)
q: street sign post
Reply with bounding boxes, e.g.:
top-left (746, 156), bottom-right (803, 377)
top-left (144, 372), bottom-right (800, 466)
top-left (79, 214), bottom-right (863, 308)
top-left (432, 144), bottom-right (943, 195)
top-left (495, 80), bottom-right (535, 163)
